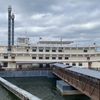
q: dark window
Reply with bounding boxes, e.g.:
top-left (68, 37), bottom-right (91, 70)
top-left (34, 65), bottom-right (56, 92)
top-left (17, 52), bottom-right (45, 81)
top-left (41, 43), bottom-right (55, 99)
top-left (79, 63), bottom-right (82, 66)
top-left (39, 57), bottom-right (43, 59)
top-left (52, 50), bottom-right (56, 52)
top-left (4, 56), bottom-right (8, 59)
top-left (65, 57), bottom-right (69, 59)
top-left (19, 65), bottom-right (22, 69)
top-left (66, 63), bottom-right (69, 65)
top-left (46, 49), bottom-right (49, 52)
top-left (84, 49), bottom-right (88, 52)
top-left (3, 62), bottom-right (8, 67)
top-left (52, 57), bottom-right (56, 59)
top-left (32, 49), bottom-right (36, 52)
top-left (11, 56), bottom-right (15, 59)
top-left (58, 57), bottom-right (62, 59)
top-left (27, 49), bottom-right (29, 52)
top-left (45, 57), bottom-right (49, 59)
top-left (87, 57), bottom-right (90, 60)
top-left (58, 50), bottom-right (62, 52)
top-left (72, 63), bottom-right (76, 66)
top-left (32, 57), bottom-right (36, 59)
top-left (39, 49), bottom-right (43, 52)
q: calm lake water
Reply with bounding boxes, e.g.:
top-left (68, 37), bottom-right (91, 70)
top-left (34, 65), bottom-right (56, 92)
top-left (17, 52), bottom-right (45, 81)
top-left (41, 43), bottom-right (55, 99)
top-left (5, 77), bottom-right (90, 100)
top-left (0, 85), bottom-right (20, 100)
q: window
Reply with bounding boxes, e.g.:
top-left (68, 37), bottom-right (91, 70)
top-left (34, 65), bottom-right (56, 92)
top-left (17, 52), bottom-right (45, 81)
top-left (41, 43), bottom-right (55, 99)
top-left (11, 56), bottom-right (15, 59)
top-left (19, 65), bottom-right (22, 69)
top-left (4, 56), bottom-right (8, 59)
top-left (52, 47), bottom-right (56, 52)
top-left (58, 50), bottom-right (62, 52)
top-left (32, 47), bottom-right (37, 52)
top-left (39, 47), bottom-right (44, 52)
top-left (79, 63), bottom-right (82, 66)
top-left (58, 57), bottom-right (62, 59)
top-left (87, 57), bottom-right (90, 60)
top-left (45, 57), bottom-right (49, 59)
top-left (52, 50), bottom-right (56, 52)
top-left (32, 49), bottom-right (36, 52)
top-left (39, 49), bottom-right (43, 52)
top-left (72, 63), bottom-right (76, 66)
top-left (39, 57), bottom-right (43, 59)
top-left (84, 49), bottom-right (88, 52)
top-left (3, 62), bottom-right (8, 67)
top-left (32, 57), bottom-right (36, 59)
top-left (27, 49), bottom-right (29, 52)
top-left (65, 57), bottom-right (69, 59)
top-left (45, 47), bottom-right (50, 52)
top-left (46, 49), bottom-right (49, 52)
top-left (66, 63), bottom-right (69, 65)
top-left (52, 57), bottom-right (56, 59)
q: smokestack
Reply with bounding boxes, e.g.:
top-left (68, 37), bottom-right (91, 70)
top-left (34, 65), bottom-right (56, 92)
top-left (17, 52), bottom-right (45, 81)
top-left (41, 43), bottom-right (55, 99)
top-left (8, 6), bottom-right (12, 51)
top-left (12, 13), bottom-right (15, 45)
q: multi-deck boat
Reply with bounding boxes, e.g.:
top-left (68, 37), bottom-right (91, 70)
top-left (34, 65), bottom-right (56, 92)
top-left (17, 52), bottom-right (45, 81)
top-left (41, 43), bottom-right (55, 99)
top-left (0, 37), bottom-right (100, 69)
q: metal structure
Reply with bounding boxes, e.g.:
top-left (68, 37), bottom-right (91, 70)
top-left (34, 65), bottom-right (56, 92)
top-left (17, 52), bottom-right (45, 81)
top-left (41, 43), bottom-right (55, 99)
top-left (8, 6), bottom-right (15, 51)
top-left (8, 6), bottom-right (12, 51)
top-left (53, 64), bottom-right (100, 100)
top-left (11, 13), bottom-right (15, 45)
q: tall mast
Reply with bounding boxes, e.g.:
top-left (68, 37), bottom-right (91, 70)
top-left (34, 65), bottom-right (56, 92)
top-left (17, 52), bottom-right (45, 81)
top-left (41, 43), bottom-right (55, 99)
top-left (8, 6), bottom-right (12, 51)
top-left (12, 13), bottom-right (15, 45)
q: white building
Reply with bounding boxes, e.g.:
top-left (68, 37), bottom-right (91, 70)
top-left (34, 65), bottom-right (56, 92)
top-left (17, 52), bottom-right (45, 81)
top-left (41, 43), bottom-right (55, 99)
top-left (0, 37), bottom-right (100, 70)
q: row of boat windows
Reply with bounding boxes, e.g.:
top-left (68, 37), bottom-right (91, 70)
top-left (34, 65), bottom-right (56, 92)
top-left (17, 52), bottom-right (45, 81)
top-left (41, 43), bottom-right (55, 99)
top-left (32, 56), bottom-right (69, 60)
top-left (3, 56), bottom-right (69, 60)
top-left (26, 49), bottom-right (89, 52)
top-left (3, 56), bottom-right (90, 60)
top-left (66, 63), bottom-right (83, 66)
top-left (32, 49), bottom-right (63, 52)
top-left (32, 57), bottom-right (90, 60)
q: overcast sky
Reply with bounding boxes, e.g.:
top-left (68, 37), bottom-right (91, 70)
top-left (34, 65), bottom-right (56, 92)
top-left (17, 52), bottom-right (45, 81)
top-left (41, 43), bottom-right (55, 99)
top-left (0, 0), bottom-right (100, 45)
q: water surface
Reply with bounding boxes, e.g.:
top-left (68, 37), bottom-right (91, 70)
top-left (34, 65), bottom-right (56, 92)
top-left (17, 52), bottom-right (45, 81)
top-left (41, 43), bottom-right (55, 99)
top-left (0, 85), bottom-right (20, 100)
top-left (6, 77), bottom-right (90, 100)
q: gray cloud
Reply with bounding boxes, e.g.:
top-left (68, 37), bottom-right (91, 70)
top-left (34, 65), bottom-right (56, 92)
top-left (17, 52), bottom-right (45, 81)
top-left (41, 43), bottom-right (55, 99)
top-left (0, 0), bottom-right (100, 45)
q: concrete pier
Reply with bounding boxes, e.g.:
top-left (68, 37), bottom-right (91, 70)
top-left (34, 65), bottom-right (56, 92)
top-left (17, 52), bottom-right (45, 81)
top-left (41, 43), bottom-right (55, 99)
top-left (56, 80), bottom-right (82, 95)
top-left (0, 77), bottom-right (41, 100)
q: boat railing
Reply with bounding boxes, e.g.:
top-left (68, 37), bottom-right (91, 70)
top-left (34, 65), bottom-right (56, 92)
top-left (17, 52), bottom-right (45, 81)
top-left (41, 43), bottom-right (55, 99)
top-left (0, 67), bottom-right (52, 71)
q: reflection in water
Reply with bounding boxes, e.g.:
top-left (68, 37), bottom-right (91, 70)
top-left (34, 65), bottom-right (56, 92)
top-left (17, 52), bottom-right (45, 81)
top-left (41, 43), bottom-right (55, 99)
top-left (0, 85), bottom-right (20, 100)
top-left (6, 77), bottom-right (90, 100)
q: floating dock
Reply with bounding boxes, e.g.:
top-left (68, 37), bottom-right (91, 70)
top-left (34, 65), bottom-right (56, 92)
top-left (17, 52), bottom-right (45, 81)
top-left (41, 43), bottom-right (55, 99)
top-left (56, 80), bottom-right (82, 95)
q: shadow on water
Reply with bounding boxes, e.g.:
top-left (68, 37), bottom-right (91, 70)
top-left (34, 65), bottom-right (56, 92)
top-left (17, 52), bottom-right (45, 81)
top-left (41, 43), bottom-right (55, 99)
top-left (5, 77), bottom-right (90, 100)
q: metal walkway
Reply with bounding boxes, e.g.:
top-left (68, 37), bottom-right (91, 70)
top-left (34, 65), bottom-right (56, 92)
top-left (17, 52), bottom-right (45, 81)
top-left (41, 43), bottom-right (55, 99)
top-left (52, 63), bottom-right (100, 100)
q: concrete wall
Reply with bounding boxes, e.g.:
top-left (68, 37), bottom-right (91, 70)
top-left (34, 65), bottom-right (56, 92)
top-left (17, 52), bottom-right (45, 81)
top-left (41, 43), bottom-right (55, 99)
top-left (0, 70), bottom-right (53, 78)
